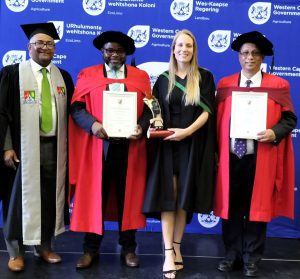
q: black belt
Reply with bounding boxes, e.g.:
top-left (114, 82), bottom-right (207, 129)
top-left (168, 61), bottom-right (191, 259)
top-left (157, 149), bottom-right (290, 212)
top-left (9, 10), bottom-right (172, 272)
top-left (108, 137), bottom-right (128, 145)
top-left (40, 136), bottom-right (57, 143)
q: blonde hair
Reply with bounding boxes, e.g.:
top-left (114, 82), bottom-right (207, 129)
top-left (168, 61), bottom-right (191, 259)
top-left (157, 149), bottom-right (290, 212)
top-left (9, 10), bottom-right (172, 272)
top-left (168, 29), bottom-right (201, 105)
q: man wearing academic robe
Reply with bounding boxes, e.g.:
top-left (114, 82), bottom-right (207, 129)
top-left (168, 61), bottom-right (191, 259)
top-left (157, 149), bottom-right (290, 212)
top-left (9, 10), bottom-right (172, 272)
top-left (69, 31), bottom-right (151, 269)
top-left (0, 23), bottom-right (74, 272)
top-left (214, 31), bottom-right (297, 277)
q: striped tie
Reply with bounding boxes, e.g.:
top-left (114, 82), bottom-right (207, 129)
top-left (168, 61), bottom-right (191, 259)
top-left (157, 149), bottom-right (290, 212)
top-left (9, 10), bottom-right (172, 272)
top-left (40, 68), bottom-right (53, 133)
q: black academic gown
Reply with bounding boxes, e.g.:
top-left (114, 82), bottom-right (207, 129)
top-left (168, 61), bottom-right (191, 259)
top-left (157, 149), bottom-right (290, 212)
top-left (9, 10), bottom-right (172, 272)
top-left (0, 63), bottom-right (74, 239)
top-left (143, 68), bottom-right (216, 218)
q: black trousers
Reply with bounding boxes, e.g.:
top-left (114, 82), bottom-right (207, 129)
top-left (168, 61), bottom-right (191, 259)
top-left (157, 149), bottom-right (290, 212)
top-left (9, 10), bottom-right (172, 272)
top-left (83, 141), bottom-right (136, 254)
top-left (222, 153), bottom-right (267, 264)
top-left (39, 137), bottom-right (57, 249)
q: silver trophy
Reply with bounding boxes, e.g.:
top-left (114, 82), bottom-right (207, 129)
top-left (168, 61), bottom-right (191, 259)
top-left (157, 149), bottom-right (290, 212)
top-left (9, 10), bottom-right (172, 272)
top-left (143, 96), bottom-right (163, 130)
top-left (143, 96), bottom-right (174, 138)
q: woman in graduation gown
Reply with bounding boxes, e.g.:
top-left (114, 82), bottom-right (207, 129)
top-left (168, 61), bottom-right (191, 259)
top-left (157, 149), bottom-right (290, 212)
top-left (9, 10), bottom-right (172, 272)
top-left (143, 29), bottom-right (216, 279)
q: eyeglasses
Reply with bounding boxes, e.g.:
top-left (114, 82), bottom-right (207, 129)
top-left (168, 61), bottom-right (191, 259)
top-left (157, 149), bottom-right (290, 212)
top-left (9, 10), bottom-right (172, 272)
top-left (239, 51), bottom-right (262, 58)
top-left (102, 48), bottom-right (125, 55)
top-left (30, 41), bottom-right (55, 49)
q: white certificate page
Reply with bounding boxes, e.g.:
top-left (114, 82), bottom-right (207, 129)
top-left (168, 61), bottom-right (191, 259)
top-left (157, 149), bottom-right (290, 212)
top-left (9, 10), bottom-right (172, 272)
top-left (103, 91), bottom-right (137, 138)
top-left (230, 91), bottom-right (268, 139)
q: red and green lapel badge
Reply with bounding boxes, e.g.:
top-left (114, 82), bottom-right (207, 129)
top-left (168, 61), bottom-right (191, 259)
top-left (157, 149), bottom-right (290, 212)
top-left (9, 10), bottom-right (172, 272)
top-left (23, 90), bottom-right (37, 104)
top-left (57, 86), bottom-right (66, 96)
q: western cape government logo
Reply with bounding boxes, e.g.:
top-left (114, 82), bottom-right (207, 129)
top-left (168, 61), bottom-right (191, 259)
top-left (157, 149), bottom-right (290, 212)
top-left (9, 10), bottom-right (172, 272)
top-left (138, 62), bottom-right (169, 88)
top-left (50, 21), bottom-right (64, 42)
top-left (208, 30), bottom-right (231, 53)
top-left (128, 26), bottom-right (150, 48)
top-left (83, 0), bottom-right (105, 16)
top-left (2, 51), bottom-right (26, 67)
top-left (5, 0), bottom-right (29, 12)
top-left (170, 0), bottom-right (193, 21)
top-left (261, 63), bottom-right (267, 73)
top-left (198, 212), bottom-right (220, 229)
top-left (249, 2), bottom-right (272, 25)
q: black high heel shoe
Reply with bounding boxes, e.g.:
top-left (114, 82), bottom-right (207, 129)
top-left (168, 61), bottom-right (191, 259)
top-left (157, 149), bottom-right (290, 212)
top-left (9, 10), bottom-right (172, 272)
top-left (173, 241), bottom-right (184, 271)
top-left (163, 248), bottom-right (176, 279)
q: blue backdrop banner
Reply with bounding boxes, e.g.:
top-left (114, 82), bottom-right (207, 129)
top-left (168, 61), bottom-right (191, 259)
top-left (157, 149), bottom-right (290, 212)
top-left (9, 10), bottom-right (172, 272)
top-left (1, 0), bottom-right (299, 238)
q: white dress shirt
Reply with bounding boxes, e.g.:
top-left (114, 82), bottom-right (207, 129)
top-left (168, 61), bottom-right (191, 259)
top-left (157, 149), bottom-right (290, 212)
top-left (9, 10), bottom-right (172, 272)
top-left (105, 64), bottom-right (125, 91)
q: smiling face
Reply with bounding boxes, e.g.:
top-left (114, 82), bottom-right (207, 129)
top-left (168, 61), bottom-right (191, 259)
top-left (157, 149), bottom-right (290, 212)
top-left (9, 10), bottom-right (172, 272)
top-left (101, 42), bottom-right (126, 71)
top-left (28, 33), bottom-right (55, 67)
top-left (173, 33), bottom-right (194, 66)
top-left (239, 43), bottom-right (264, 77)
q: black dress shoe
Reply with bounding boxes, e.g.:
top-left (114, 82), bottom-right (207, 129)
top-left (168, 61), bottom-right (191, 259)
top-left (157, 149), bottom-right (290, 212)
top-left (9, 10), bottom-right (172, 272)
top-left (244, 263), bottom-right (258, 277)
top-left (218, 259), bottom-right (243, 272)
top-left (121, 252), bottom-right (139, 267)
top-left (76, 252), bottom-right (98, 269)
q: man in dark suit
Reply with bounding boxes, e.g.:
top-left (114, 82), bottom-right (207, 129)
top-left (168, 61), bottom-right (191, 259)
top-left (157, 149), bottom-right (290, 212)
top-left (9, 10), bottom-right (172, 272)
top-left (214, 31), bottom-right (297, 277)
top-left (0, 22), bottom-right (74, 272)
